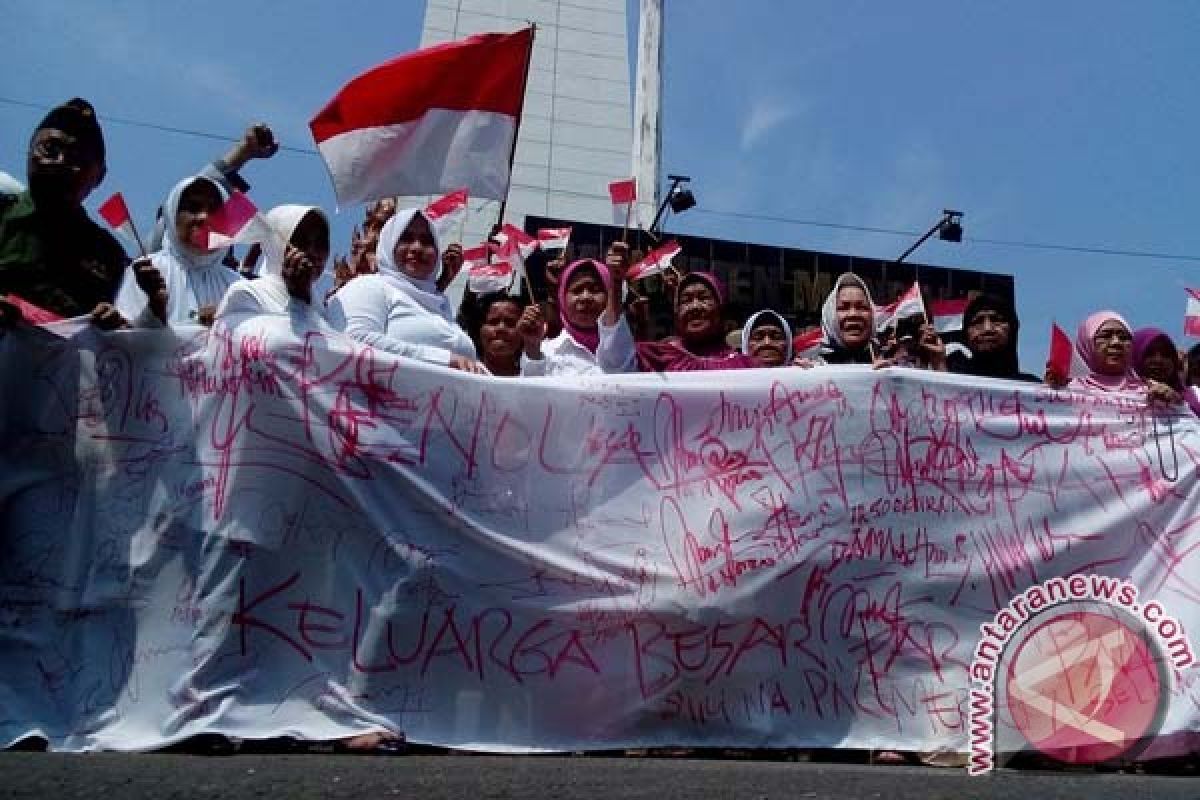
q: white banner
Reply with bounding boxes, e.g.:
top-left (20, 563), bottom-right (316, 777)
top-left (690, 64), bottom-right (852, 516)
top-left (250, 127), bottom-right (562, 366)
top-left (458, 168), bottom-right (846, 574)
top-left (2, 315), bottom-right (1199, 756)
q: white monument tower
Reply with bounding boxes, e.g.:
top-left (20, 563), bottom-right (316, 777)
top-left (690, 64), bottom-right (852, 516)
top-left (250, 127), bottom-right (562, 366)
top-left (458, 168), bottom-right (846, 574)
top-left (631, 0), bottom-right (663, 227)
top-left (415, 0), bottom-right (663, 257)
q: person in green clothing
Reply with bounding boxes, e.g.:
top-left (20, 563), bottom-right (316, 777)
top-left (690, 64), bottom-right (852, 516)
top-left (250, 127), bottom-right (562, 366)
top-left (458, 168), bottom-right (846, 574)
top-left (0, 98), bottom-right (165, 327)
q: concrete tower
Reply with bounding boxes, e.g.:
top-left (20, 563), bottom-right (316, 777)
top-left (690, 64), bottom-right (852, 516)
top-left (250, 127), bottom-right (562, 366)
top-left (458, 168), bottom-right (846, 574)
top-left (631, 0), bottom-right (663, 227)
top-left (416, 0), bottom-right (649, 260)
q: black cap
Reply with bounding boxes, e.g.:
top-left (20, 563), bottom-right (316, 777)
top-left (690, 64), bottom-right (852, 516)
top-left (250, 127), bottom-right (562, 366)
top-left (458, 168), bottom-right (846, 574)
top-left (35, 98), bottom-right (105, 165)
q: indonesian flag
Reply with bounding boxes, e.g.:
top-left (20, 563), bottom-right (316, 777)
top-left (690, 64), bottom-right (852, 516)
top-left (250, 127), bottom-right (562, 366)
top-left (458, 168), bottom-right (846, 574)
top-left (2, 294), bottom-right (91, 338)
top-left (461, 243), bottom-right (492, 272)
top-left (97, 192), bottom-right (142, 254)
top-left (1046, 322), bottom-right (1074, 383)
top-left (536, 226), bottom-right (572, 251)
top-left (793, 328), bottom-right (824, 360)
top-left (199, 191), bottom-right (267, 250)
top-left (874, 282), bottom-right (926, 332)
top-left (424, 188), bottom-right (469, 236)
top-left (494, 223), bottom-right (538, 259)
top-left (608, 178), bottom-right (637, 226)
top-left (4, 294), bottom-right (63, 325)
top-left (928, 296), bottom-right (970, 334)
top-left (1185, 288), bottom-right (1200, 338)
top-left (310, 28), bottom-right (534, 207)
top-left (468, 244), bottom-right (515, 294)
top-left (627, 240), bottom-right (682, 282)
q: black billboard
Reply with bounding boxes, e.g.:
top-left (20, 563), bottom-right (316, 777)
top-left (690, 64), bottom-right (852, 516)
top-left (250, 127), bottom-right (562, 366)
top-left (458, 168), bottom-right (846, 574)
top-left (524, 215), bottom-right (1013, 339)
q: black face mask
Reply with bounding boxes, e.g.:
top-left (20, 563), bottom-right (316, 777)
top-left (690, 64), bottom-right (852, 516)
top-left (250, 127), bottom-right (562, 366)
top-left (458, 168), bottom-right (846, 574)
top-left (28, 125), bottom-right (103, 210)
top-left (28, 167), bottom-right (81, 206)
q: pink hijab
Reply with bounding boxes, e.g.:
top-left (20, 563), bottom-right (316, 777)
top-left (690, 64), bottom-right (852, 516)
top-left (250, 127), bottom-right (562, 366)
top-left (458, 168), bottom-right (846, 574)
top-left (636, 272), bottom-right (759, 372)
top-left (1070, 310), bottom-right (1146, 392)
top-left (557, 258), bottom-right (610, 354)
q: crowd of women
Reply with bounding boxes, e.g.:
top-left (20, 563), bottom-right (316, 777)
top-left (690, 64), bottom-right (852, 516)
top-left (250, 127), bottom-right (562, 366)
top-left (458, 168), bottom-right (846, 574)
top-left (5, 100), bottom-right (1200, 413)
top-left (6, 100), bottom-right (1200, 770)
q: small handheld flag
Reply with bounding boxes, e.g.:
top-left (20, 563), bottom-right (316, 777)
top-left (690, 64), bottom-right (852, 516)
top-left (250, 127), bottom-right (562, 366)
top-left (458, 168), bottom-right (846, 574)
top-left (627, 240), bottom-right (682, 283)
top-left (608, 178), bottom-right (637, 238)
top-left (536, 227), bottom-right (572, 252)
top-left (97, 192), bottom-right (147, 256)
top-left (1046, 322), bottom-right (1074, 383)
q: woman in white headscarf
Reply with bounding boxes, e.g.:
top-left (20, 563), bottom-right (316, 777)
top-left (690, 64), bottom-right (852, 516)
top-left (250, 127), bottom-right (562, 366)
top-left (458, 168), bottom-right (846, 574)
top-left (741, 310), bottom-right (794, 367)
top-left (215, 204), bottom-right (330, 323)
top-left (813, 272), bottom-right (878, 366)
top-left (326, 207), bottom-right (486, 373)
top-left (115, 174), bottom-right (238, 326)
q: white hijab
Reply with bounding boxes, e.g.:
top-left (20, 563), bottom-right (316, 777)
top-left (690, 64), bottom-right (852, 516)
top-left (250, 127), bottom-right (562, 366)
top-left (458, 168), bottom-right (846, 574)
top-left (741, 310), bottom-right (794, 363)
top-left (226, 204), bottom-right (328, 316)
top-left (820, 272), bottom-right (876, 350)
top-left (374, 207), bottom-right (451, 321)
top-left (115, 175), bottom-right (238, 325)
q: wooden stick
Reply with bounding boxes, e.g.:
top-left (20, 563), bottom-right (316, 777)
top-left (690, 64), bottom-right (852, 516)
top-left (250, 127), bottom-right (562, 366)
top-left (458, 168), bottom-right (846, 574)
top-left (494, 24), bottom-right (536, 227)
top-left (517, 252), bottom-right (535, 304)
top-left (128, 217), bottom-right (148, 258)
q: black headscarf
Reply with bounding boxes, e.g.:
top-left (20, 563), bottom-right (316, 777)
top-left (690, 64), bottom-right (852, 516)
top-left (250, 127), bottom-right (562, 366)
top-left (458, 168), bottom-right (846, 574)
top-left (34, 98), bottom-right (106, 165)
top-left (952, 293), bottom-right (1036, 381)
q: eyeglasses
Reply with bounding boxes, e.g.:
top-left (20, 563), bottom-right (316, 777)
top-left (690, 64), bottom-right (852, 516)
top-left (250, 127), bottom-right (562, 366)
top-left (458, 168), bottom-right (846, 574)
top-left (1093, 330), bottom-right (1132, 343)
top-left (31, 134), bottom-right (85, 165)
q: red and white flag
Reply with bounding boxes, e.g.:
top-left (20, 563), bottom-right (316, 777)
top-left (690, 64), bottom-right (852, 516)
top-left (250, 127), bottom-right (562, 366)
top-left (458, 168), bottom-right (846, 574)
top-left (494, 223), bottom-right (538, 259)
top-left (874, 282), bottom-right (926, 332)
top-left (627, 240), bottom-right (682, 282)
top-left (310, 28), bottom-right (534, 207)
top-left (461, 243), bottom-right (492, 272)
top-left (2, 294), bottom-right (91, 338)
top-left (536, 226), bottom-right (572, 251)
top-left (928, 296), bottom-right (970, 334)
top-left (793, 328), bottom-right (825, 360)
top-left (199, 191), bottom-right (267, 251)
top-left (1185, 288), bottom-right (1200, 338)
top-left (468, 244), bottom-right (515, 294)
top-left (97, 192), bottom-right (145, 255)
top-left (1046, 322), bottom-right (1074, 382)
top-left (4, 294), bottom-right (63, 325)
top-left (467, 262), bottom-right (514, 295)
top-left (608, 178), bottom-right (637, 227)
top-left (424, 188), bottom-right (469, 236)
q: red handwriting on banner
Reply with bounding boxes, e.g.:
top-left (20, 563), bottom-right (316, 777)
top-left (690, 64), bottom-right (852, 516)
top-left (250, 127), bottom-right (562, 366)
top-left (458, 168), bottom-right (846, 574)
top-left (799, 564), bottom-right (967, 698)
top-left (626, 607), bottom-right (965, 728)
top-left (658, 680), bottom-right (794, 726)
top-left (231, 573), bottom-right (600, 684)
top-left (659, 495), bottom-right (824, 598)
top-left (627, 616), bottom-right (797, 699)
top-left (274, 332), bottom-right (424, 476)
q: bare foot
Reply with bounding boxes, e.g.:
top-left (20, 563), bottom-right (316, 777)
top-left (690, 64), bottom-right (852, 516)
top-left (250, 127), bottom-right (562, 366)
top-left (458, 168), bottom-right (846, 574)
top-left (337, 731), bottom-right (405, 753)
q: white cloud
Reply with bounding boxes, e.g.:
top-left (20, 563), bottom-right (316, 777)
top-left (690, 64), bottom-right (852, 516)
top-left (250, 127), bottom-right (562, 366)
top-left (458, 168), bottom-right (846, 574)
top-left (739, 98), bottom-right (799, 151)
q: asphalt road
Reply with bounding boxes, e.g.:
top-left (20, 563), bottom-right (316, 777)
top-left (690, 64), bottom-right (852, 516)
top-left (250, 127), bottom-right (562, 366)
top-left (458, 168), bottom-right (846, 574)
top-left (1, 753), bottom-right (1197, 800)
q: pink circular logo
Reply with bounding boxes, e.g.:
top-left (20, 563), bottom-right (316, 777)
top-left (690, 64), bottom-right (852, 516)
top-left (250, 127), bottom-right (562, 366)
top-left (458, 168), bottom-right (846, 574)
top-left (1004, 609), bottom-right (1165, 765)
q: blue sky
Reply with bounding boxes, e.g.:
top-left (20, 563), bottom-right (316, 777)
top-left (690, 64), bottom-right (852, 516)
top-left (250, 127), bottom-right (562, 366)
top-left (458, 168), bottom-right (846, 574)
top-left (3, 1), bottom-right (1199, 371)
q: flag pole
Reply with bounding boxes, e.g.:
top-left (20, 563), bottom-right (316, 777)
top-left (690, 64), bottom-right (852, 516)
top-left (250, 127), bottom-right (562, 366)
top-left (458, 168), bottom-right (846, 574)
top-left (494, 24), bottom-right (536, 230)
top-left (518, 248), bottom-right (535, 304)
top-left (622, 195), bottom-right (632, 244)
top-left (129, 219), bottom-right (149, 259)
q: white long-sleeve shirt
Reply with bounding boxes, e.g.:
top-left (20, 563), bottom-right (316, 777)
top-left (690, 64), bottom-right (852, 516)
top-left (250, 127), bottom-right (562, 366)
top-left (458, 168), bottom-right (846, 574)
top-left (216, 275), bottom-right (330, 327)
top-left (326, 274), bottom-right (476, 366)
top-left (520, 317), bottom-right (637, 377)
